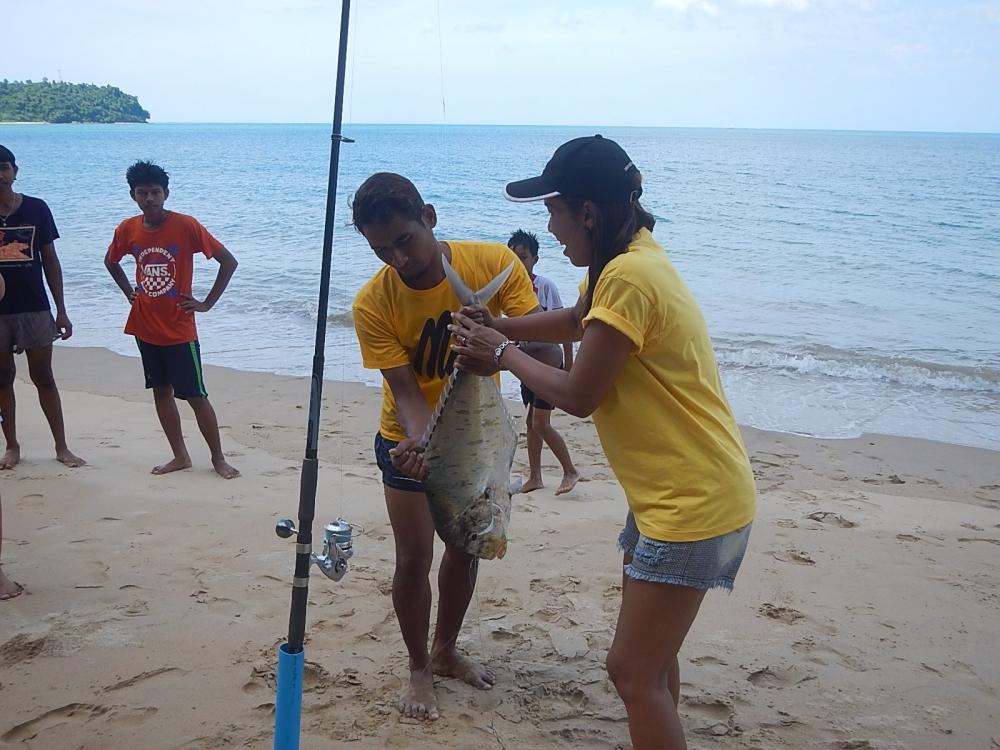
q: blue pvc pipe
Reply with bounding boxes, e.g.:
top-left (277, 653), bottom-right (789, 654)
top-left (274, 643), bottom-right (304, 750)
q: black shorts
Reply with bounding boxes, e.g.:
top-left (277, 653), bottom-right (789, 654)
top-left (374, 433), bottom-right (425, 493)
top-left (136, 338), bottom-right (208, 400)
top-left (520, 382), bottom-right (554, 411)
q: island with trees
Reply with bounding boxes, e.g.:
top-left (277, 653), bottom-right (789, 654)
top-left (0, 80), bottom-right (150, 123)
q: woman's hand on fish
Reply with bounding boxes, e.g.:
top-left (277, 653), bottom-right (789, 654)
top-left (450, 312), bottom-right (506, 374)
top-left (456, 304), bottom-right (494, 328)
top-left (388, 437), bottom-right (428, 480)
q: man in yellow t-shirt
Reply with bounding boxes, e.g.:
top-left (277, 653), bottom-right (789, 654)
top-left (350, 172), bottom-right (539, 722)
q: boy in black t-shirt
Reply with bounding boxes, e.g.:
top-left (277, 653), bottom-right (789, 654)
top-left (0, 144), bottom-right (84, 470)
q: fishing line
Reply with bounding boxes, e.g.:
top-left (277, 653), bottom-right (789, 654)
top-left (436, 0), bottom-right (447, 121)
top-left (347, 0), bottom-right (361, 123)
top-left (472, 576), bottom-right (508, 750)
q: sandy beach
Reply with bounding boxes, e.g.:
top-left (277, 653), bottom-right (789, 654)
top-left (1, 346), bottom-right (998, 750)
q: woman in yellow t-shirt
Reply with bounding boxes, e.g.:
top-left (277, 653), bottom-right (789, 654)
top-left (450, 136), bottom-right (756, 750)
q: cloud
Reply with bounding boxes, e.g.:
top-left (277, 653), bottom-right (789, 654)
top-left (653, 0), bottom-right (720, 15)
top-left (888, 42), bottom-right (932, 61)
top-left (737, 0), bottom-right (810, 8)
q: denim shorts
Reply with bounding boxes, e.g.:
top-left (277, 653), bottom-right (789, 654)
top-left (618, 513), bottom-right (752, 591)
top-left (374, 433), bottom-right (425, 493)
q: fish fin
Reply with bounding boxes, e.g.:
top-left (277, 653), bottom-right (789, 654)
top-left (442, 253), bottom-right (475, 306)
top-left (472, 262), bottom-right (515, 306)
top-left (419, 369), bottom-right (462, 450)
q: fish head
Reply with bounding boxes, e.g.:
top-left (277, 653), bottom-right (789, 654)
top-left (462, 479), bottom-right (512, 560)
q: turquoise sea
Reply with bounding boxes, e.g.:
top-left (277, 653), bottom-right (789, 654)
top-left (1, 123), bottom-right (998, 450)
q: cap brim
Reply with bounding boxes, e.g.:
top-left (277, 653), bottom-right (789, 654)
top-left (504, 175), bottom-right (561, 203)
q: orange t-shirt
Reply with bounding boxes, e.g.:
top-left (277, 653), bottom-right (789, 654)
top-left (107, 212), bottom-right (223, 346)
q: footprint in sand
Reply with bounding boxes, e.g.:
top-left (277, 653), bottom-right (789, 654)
top-left (758, 603), bottom-right (805, 624)
top-left (862, 474), bottom-right (906, 485)
top-left (103, 666), bottom-right (185, 692)
top-left (768, 549), bottom-right (815, 565)
top-left (73, 560), bottom-right (110, 589)
top-left (1, 704), bottom-right (110, 742)
top-left (0, 633), bottom-right (48, 667)
top-left (957, 537), bottom-right (1000, 546)
top-left (684, 694), bottom-right (739, 738)
top-left (747, 665), bottom-right (813, 688)
top-left (806, 511), bottom-right (857, 528)
top-left (792, 639), bottom-right (872, 672)
top-left (682, 695), bottom-right (733, 720)
top-left (0, 703), bottom-right (157, 742)
top-left (18, 493), bottom-right (45, 508)
top-left (116, 599), bottom-right (150, 617)
top-left (689, 655), bottom-right (728, 667)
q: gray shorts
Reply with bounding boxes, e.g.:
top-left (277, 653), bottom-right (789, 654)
top-left (618, 512), bottom-right (752, 591)
top-left (0, 311), bottom-right (58, 353)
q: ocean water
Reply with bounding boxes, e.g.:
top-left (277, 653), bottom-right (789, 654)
top-left (1, 123), bottom-right (998, 450)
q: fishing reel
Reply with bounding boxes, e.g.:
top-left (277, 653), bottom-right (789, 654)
top-left (275, 518), bottom-right (354, 582)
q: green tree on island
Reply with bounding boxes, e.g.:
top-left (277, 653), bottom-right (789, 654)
top-left (0, 80), bottom-right (150, 123)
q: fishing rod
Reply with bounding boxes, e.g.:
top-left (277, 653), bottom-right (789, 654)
top-left (273, 1), bottom-right (355, 748)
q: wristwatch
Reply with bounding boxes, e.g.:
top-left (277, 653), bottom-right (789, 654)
top-left (493, 339), bottom-right (515, 367)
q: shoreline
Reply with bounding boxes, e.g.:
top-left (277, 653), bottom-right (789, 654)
top-left (54, 343), bottom-right (1000, 458)
top-left (1, 346), bottom-right (998, 748)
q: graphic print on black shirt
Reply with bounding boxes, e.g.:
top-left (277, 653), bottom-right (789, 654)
top-left (0, 225), bottom-right (35, 266)
top-left (0, 195), bottom-right (58, 315)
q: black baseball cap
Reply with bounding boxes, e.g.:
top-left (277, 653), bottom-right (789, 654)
top-left (0, 145), bottom-right (15, 166)
top-left (505, 134), bottom-right (641, 204)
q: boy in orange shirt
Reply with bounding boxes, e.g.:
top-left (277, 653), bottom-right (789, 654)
top-left (104, 161), bottom-right (239, 479)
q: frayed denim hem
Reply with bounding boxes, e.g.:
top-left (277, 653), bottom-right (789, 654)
top-left (623, 566), bottom-right (737, 593)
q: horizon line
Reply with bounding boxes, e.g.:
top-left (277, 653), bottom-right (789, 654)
top-left (3, 120), bottom-right (997, 136)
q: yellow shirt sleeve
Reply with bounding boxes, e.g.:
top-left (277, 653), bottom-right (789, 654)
top-left (583, 272), bottom-right (658, 353)
top-left (353, 293), bottom-right (410, 371)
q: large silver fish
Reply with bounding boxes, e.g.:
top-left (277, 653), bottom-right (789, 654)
top-left (418, 257), bottom-right (518, 560)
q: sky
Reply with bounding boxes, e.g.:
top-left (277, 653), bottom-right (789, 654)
top-left (6, 0), bottom-right (1000, 132)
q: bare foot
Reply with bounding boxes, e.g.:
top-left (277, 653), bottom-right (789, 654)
top-left (56, 447), bottom-right (86, 468)
top-left (0, 570), bottom-right (24, 601)
top-left (151, 456), bottom-right (192, 475)
top-left (432, 650), bottom-right (495, 690)
top-left (212, 458), bottom-right (240, 479)
top-left (555, 470), bottom-right (581, 496)
top-left (519, 476), bottom-right (543, 493)
top-left (0, 446), bottom-right (20, 470)
top-left (398, 668), bottom-right (439, 720)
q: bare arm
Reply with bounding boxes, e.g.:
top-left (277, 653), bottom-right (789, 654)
top-left (180, 246), bottom-right (239, 313)
top-left (104, 250), bottom-right (137, 302)
top-left (452, 314), bottom-right (632, 418)
top-left (381, 364), bottom-right (434, 480)
top-left (40, 243), bottom-right (74, 339)
top-left (468, 301), bottom-right (584, 344)
top-left (0, 273), bottom-right (6, 301)
top-left (382, 365), bottom-right (432, 440)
